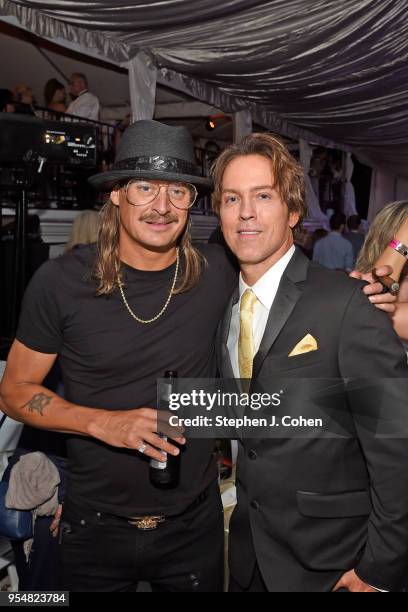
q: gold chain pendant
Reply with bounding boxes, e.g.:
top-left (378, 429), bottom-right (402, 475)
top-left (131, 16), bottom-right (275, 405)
top-left (118, 249), bottom-right (180, 324)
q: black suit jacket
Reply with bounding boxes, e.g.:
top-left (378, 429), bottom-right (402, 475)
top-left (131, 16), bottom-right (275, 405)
top-left (217, 248), bottom-right (408, 592)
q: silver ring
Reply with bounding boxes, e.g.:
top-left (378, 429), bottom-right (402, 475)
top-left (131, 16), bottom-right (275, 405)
top-left (138, 443), bottom-right (147, 455)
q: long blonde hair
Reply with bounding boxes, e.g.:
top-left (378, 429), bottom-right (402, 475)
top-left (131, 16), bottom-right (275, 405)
top-left (65, 210), bottom-right (100, 252)
top-left (356, 201), bottom-right (408, 273)
top-left (94, 199), bottom-right (205, 295)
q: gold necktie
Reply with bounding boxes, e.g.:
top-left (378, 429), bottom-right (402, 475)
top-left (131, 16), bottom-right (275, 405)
top-left (238, 289), bottom-right (259, 380)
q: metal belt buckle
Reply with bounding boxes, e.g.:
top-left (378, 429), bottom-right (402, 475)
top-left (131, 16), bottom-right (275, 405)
top-left (128, 516), bottom-right (165, 530)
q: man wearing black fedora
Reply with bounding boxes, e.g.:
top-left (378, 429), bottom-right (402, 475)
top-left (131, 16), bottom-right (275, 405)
top-left (0, 120), bottom-right (237, 592)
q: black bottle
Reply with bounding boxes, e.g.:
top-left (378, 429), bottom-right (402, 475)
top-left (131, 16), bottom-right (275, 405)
top-left (149, 371), bottom-right (181, 489)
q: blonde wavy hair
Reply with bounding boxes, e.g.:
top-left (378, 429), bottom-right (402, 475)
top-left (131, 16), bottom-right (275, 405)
top-left (94, 198), bottom-right (205, 296)
top-left (356, 201), bottom-right (408, 273)
top-left (65, 210), bottom-right (100, 252)
top-left (211, 132), bottom-right (307, 237)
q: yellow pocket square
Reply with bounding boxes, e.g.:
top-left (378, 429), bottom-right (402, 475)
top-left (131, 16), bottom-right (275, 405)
top-left (289, 334), bottom-right (318, 357)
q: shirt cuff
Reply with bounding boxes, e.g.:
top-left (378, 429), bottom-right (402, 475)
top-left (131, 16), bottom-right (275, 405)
top-left (367, 583), bottom-right (388, 592)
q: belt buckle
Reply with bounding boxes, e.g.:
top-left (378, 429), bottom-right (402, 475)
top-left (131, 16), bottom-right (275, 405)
top-left (128, 516), bottom-right (165, 530)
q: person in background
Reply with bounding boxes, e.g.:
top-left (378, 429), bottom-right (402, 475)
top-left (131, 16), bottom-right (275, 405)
top-left (66, 73), bottom-right (100, 208)
top-left (311, 228), bottom-right (328, 252)
top-left (313, 211), bottom-right (354, 271)
top-left (294, 225), bottom-right (313, 259)
top-left (65, 210), bottom-right (100, 253)
top-left (344, 215), bottom-right (365, 263)
top-left (12, 85), bottom-right (35, 115)
top-left (354, 201), bottom-right (408, 345)
top-left (113, 113), bottom-right (131, 157)
top-left (44, 79), bottom-right (67, 114)
top-left (67, 73), bottom-right (100, 122)
top-left (0, 89), bottom-right (15, 113)
top-left (12, 84), bottom-right (34, 106)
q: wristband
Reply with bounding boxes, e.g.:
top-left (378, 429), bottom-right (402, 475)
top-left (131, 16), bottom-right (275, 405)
top-left (389, 239), bottom-right (408, 259)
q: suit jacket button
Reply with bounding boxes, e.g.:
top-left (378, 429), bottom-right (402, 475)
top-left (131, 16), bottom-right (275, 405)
top-left (250, 500), bottom-right (260, 511)
top-left (248, 449), bottom-right (258, 460)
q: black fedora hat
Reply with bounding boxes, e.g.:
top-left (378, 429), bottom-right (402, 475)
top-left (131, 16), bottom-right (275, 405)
top-left (89, 119), bottom-right (212, 193)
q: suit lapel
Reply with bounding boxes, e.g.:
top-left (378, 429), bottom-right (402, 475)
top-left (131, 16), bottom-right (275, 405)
top-left (218, 286), bottom-right (239, 379)
top-left (252, 248), bottom-right (309, 381)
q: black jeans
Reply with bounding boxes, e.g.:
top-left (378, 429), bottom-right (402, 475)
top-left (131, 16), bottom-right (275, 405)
top-left (12, 516), bottom-right (60, 591)
top-left (59, 481), bottom-right (224, 592)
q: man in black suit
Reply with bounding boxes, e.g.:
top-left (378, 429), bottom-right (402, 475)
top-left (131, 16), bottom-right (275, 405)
top-left (212, 133), bottom-right (408, 592)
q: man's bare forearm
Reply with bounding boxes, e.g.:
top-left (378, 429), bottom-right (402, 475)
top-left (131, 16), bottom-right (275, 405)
top-left (0, 382), bottom-right (104, 436)
top-left (0, 343), bottom-right (180, 460)
top-left (0, 381), bottom-right (180, 462)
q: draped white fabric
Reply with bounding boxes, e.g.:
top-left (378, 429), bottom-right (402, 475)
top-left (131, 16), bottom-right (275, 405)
top-left (343, 153), bottom-right (358, 218)
top-left (2, 0), bottom-right (408, 177)
top-left (127, 52), bottom-right (157, 122)
top-left (368, 172), bottom-right (408, 222)
top-left (299, 140), bottom-right (329, 228)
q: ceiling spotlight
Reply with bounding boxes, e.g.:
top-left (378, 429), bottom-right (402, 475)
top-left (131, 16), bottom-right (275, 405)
top-left (205, 114), bottom-right (231, 132)
top-left (206, 118), bottom-right (217, 131)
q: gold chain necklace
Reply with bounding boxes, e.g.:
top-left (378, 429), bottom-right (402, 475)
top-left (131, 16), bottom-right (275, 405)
top-left (118, 249), bottom-right (180, 324)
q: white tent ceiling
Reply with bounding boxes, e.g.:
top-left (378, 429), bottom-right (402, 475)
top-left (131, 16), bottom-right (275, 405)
top-left (1, 0), bottom-right (408, 174)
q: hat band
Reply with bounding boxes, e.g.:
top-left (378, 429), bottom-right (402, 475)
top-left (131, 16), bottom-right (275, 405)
top-left (114, 155), bottom-right (201, 177)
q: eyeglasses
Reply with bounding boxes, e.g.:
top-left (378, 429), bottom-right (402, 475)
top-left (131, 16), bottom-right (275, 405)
top-left (123, 180), bottom-right (198, 210)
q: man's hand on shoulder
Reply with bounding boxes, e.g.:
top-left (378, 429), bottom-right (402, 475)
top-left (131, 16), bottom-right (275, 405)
top-left (350, 265), bottom-right (397, 314)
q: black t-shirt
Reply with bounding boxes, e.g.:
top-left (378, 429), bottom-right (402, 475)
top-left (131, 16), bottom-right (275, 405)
top-left (16, 243), bottom-right (237, 516)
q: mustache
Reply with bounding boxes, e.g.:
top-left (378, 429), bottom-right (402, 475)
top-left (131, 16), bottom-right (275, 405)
top-left (139, 212), bottom-right (179, 223)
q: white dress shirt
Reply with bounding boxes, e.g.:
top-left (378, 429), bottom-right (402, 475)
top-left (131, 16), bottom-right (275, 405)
top-left (67, 90), bottom-right (100, 122)
top-left (227, 245), bottom-right (296, 378)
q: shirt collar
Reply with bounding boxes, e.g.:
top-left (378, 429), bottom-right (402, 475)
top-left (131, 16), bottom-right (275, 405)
top-left (238, 245), bottom-right (296, 309)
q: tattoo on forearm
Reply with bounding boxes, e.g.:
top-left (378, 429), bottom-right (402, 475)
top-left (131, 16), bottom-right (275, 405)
top-left (21, 393), bottom-right (52, 416)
